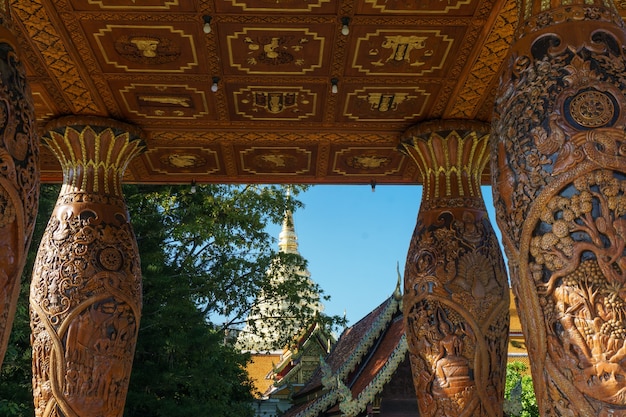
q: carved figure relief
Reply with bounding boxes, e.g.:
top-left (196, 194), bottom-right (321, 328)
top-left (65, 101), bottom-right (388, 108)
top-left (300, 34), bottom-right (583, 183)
top-left (0, 17), bottom-right (40, 369)
top-left (401, 121), bottom-right (509, 417)
top-left (492, 3), bottom-right (626, 415)
top-left (31, 117), bottom-right (143, 417)
top-left (138, 95), bottom-right (191, 108)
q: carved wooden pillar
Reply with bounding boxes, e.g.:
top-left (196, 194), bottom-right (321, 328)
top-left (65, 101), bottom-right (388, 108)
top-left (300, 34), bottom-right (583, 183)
top-left (492, 0), bottom-right (626, 414)
top-left (0, 1), bottom-right (39, 369)
top-left (400, 120), bottom-right (510, 417)
top-left (30, 116), bottom-right (144, 417)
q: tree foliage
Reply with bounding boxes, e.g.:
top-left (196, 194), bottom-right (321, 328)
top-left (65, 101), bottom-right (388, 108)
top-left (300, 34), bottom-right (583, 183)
top-left (504, 361), bottom-right (539, 417)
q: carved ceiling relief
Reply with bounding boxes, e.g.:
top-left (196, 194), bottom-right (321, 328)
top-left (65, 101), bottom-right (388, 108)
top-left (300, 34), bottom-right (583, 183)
top-left (446, 0), bottom-right (517, 118)
top-left (11, 2), bottom-right (100, 115)
top-left (11, 0), bottom-right (523, 183)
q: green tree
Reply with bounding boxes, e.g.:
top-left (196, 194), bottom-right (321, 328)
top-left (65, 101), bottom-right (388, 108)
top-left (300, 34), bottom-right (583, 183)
top-left (123, 184), bottom-right (252, 417)
top-left (504, 361), bottom-right (539, 417)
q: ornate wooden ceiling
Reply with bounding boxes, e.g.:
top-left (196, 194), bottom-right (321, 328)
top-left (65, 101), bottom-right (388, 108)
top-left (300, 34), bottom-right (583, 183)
top-left (11, 0), bottom-right (522, 184)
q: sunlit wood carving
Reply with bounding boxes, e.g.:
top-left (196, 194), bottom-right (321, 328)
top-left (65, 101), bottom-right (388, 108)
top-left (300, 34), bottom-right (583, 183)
top-left (492, 0), bottom-right (626, 414)
top-left (0, 4), bottom-right (39, 369)
top-left (30, 116), bottom-right (144, 417)
top-left (401, 120), bottom-right (509, 417)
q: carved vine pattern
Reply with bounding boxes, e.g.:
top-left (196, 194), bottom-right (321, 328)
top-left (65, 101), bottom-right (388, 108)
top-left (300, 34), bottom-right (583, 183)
top-left (492, 6), bottom-right (626, 415)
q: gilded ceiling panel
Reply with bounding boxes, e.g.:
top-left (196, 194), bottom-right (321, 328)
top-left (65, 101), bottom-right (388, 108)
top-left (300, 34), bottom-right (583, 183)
top-left (112, 82), bottom-right (213, 121)
top-left (237, 146), bottom-right (317, 176)
top-left (88, 23), bottom-right (203, 73)
top-left (144, 147), bottom-right (226, 176)
top-left (346, 26), bottom-right (466, 77)
top-left (331, 146), bottom-right (407, 177)
top-left (214, 0), bottom-right (338, 14)
top-left (229, 85), bottom-right (323, 121)
top-left (67, 0), bottom-right (194, 11)
top-left (221, 24), bottom-right (333, 75)
top-left (339, 85), bottom-right (434, 122)
top-left (356, 0), bottom-right (477, 15)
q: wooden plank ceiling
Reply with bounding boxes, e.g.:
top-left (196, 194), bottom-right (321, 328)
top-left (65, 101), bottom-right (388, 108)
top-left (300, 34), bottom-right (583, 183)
top-left (11, 0), bottom-right (520, 184)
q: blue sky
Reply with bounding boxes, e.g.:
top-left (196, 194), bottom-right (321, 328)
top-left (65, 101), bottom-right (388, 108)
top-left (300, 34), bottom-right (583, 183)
top-left (268, 184), bottom-right (502, 327)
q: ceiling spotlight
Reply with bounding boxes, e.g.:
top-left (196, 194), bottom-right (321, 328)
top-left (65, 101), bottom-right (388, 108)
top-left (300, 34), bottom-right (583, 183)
top-left (211, 76), bottom-right (220, 92)
top-left (331, 78), bottom-right (338, 94)
top-left (203, 15), bottom-right (212, 34)
top-left (341, 17), bottom-right (350, 36)
top-left (190, 179), bottom-right (197, 194)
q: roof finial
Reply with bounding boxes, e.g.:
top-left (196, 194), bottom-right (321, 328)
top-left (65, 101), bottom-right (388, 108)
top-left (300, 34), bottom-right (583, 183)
top-left (393, 262), bottom-right (403, 300)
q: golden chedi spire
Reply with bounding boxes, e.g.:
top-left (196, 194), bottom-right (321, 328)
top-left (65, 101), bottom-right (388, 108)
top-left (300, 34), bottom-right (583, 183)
top-left (278, 188), bottom-right (299, 254)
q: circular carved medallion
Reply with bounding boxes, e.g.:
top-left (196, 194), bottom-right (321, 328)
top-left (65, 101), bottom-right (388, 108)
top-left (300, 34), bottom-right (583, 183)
top-left (568, 90), bottom-right (616, 128)
top-left (99, 247), bottom-right (124, 271)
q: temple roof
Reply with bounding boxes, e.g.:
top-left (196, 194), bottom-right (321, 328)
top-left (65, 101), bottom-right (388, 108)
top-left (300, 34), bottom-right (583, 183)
top-left (282, 286), bottom-right (524, 416)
